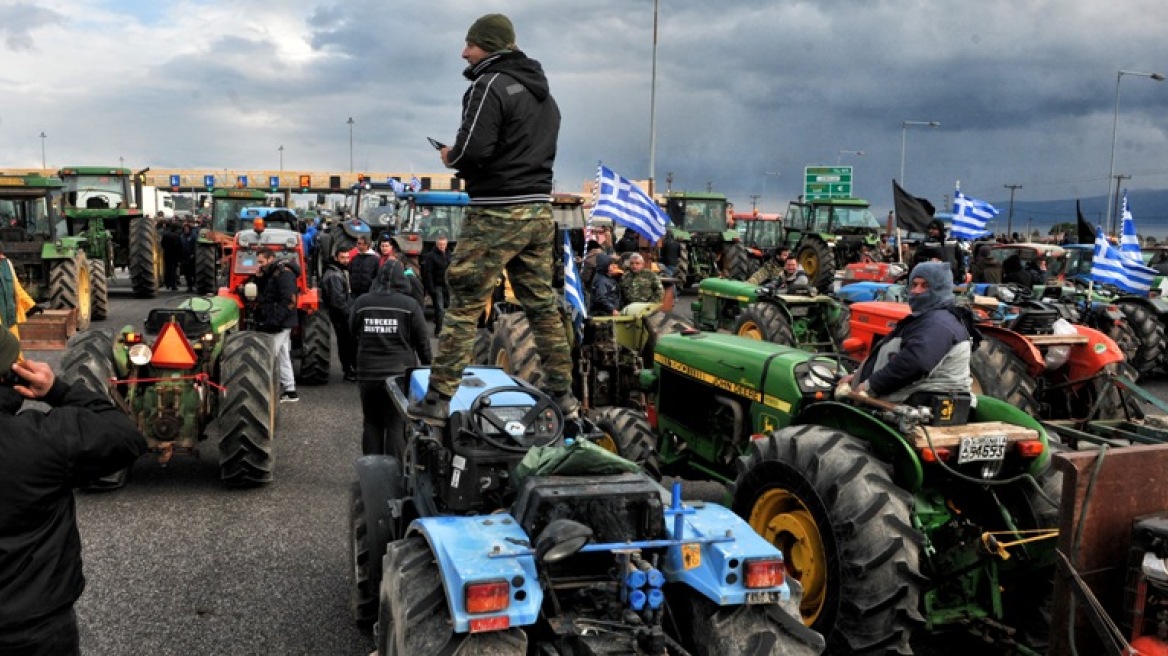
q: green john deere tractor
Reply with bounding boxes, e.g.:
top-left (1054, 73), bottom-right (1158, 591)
top-left (782, 197), bottom-right (883, 292)
top-left (59, 296), bottom-right (279, 488)
top-left (663, 191), bottom-right (749, 287)
top-left (59, 166), bottom-right (161, 298)
top-left (0, 173), bottom-right (107, 329)
top-left (691, 276), bottom-right (850, 353)
top-left (616, 332), bottom-right (1060, 654)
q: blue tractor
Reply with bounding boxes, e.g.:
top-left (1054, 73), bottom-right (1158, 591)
top-left (349, 366), bottom-right (823, 655)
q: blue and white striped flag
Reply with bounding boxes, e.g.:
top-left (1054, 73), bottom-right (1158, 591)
top-left (1092, 225), bottom-right (1156, 294)
top-left (409, 176), bottom-right (422, 192)
top-left (591, 164), bottom-right (670, 242)
top-left (1120, 194), bottom-right (1145, 266)
top-left (951, 189), bottom-right (997, 240)
top-left (563, 230), bottom-right (587, 338)
top-left (388, 178), bottom-right (405, 194)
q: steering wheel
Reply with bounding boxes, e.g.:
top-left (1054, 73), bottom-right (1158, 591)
top-left (467, 386), bottom-right (564, 453)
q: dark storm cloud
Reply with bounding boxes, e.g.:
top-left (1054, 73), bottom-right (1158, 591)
top-left (0, 3), bottom-right (63, 51)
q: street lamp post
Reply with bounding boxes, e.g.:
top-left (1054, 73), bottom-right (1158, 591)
top-left (647, 0), bottom-right (659, 196)
top-left (38, 132), bottom-right (47, 170)
top-left (1106, 69), bottom-right (1165, 235)
top-left (899, 121), bottom-right (940, 187)
top-left (346, 117), bottom-right (355, 173)
top-left (278, 145), bottom-right (284, 171)
top-left (837, 149), bottom-right (866, 164)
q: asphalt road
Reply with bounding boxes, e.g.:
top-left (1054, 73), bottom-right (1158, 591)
top-left (35, 283), bottom-right (1168, 656)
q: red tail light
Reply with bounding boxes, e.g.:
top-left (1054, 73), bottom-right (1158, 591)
top-left (465, 580), bottom-right (509, 614)
top-left (744, 558), bottom-right (784, 588)
top-left (1016, 440), bottom-right (1045, 458)
top-left (920, 447), bottom-right (953, 463)
top-left (469, 615), bottom-right (510, 633)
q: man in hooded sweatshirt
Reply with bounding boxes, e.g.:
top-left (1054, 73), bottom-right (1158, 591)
top-left (590, 253), bottom-right (623, 316)
top-left (349, 260), bottom-right (432, 458)
top-left (850, 261), bottom-right (980, 403)
top-left (0, 330), bottom-right (146, 655)
top-left (912, 218), bottom-right (966, 284)
top-left (409, 13), bottom-right (578, 426)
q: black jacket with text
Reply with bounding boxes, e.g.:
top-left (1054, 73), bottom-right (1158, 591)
top-left (348, 263), bottom-right (433, 382)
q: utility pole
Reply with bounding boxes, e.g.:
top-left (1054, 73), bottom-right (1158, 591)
top-left (749, 195), bottom-right (760, 212)
top-left (1003, 184), bottom-right (1022, 238)
top-left (706, 181), bottom-right (713, 192)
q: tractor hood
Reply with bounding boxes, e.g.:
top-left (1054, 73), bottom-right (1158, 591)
top-left (653, 332), bottom-right (812, 409)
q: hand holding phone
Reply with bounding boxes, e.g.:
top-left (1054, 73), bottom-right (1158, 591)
top-left (427, 137), bottom-right (447, 150)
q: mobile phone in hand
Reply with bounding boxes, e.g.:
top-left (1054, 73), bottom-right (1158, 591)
top-left (427, 137), bottom-right (447, 150)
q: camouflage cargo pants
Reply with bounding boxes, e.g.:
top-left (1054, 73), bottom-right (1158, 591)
top-left (428, 204), bottom-right (572, 398)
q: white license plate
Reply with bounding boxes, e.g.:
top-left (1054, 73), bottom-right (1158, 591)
top-left (745, 591), bottom-right (783, 605)
top-left (958, 435), bottom-right (1007, 464)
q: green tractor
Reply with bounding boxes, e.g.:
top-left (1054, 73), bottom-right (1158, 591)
top-left (58, 166), bottom-right (161, 298)
top-left (619, 332), bottom-right (1059, 653)
top-left (59, 296), bottom-right (279, 488)
top-left (0, 173), bottom-right (107, 329)
top-left (195, 188), bottom-right (271, 294)
top-left (691, 276), bottom-right (850, 352)
top-left (663, 191), bottom-right (749, 287)
top-left (782, 197), bottom-right (883, 292)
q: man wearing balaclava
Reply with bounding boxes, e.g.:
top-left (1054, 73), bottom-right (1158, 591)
top-left (852, 261), bottom-right (980, 402)
top-left (411, 13), bottom-right (577, 426)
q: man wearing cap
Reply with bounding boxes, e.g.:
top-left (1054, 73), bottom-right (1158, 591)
top-left (0, 331), bottom-right (147, 655)
top-left (410, 13), bottom-right (577, 425)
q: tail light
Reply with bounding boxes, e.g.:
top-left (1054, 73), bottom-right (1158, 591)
top-left (469, 615), bottom-right (510, 633)
top-left (1015, 440), bottom-right (1045, 458)
top-left (465, 580), bottom-right (509, 614)
top-left (920, 447), bottom-right (953, 463)
top-left (744, 558), bottom-right (784, 588)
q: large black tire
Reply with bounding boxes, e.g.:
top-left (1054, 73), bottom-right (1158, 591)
top-left (795, 237), bottom-right (834, 292)
top-left (668, 586), bottom-right (822, 656)
top-left (732, 426), bottom-right (922, 654)
top-left (1086, 361), bottom-right (1143, 421)
top-left (297, 311), bottom-right (331, 385)
top-left (676, 242), bottom-right (691, 288)
top-left (218, 332), bottom-right (278, 486)
top-left (60, 331), bottom-right (129, 489)
top-left (1099, 316), bottom-right (1141, 371)
top-left (195, 244), bottom-right (219, 295)
top-left (489, 311), bottom-right (544, 388)
top-left (722, 241), bottom-right (751, 281)
top-left (970, 336), bottom-right (1041, 416)
top-left (733, 303), bottom-right (795, 346)
top-left (471, 327), bottom-right (491, 365)
top-left (999, 463), bottom-right (1063, 652)
top-left (129, 214), bottom-right (160, 298)
top-left (1117, 301), bottom-right (1166, 377)
top-left (48, 252), bottom-right (92, 331)
top-left (644, 310), bottom-right (694, 357)
top-left (378, 536), bottom-right (527, 656)
top-left (587, 406), bottom-right (658, 473)
top-left (830, 302), bottom-right (851, 349)
top-left (89, 259), bottom-right (109, 321)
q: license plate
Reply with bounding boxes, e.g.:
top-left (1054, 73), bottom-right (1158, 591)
top-left (746, 591), bottom-right (783, 605)
top-left (958, 435), bottom-right (1007, 464)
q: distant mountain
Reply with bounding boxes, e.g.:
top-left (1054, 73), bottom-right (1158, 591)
top-left (982, 190), bottom-right (1168, 240)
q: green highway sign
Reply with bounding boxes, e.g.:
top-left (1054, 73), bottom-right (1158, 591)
top-left (804, 166), bottom-right (853, 200)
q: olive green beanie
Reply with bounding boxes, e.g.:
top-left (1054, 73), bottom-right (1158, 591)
top-left (466, 13), bottom-right (515, 53)
top-left (0, 329), bottom-right (21, 374)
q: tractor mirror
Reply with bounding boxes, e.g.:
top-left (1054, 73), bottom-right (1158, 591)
top-left (535, 519), bottom-right (593, 564)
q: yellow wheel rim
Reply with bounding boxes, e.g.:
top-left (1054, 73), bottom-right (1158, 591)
top-left (494, 347), bottom-right (511, 373)
top-left (736, 320), bottom-right (764, 340)
top-left (748, 488), bottom-right (828, 625)
top-left (77, 259), bottom-right (92, 326)
top-left (799, 252), bottom-right (819, 278)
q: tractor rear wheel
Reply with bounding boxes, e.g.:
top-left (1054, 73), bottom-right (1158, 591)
top-left (489, 311), bottom-right (544, 388)
top-left (89, 259), bottom-right (109, 321)
top-left (970, 336), bottom-right (1040, 416)
top-left (1085, 361), bottom-right (1143, 421)
top-left (733, 303), bottom-right (795, 346)
top-left (297, 311), bottom-right (332, 385)
top-left (644, 310), bottom-right (693, 357)
top-left (195, 244), bottom-right (219, 295)
top-left (471, 327), bottom-right (491, 365)
top-left (587, 406), bottom-right (659, 475)
top-left (1117, 301), bottom-right (1166, 376)
top-left (218, 332), bottom-right (278, 486)
top-left (61, 330), bottom-right (130, 489)
top-left (668, 585), bottom-right (822, 656)
top-left (378, 536), bottom-right (527, 656)
top-left (795, 237), bottom-right (834, 292)
top-left (1100, 316), bottom-right (1140, 369)
top-left (722, 241), bottom-right (750, 281)
top-left (48, 252), bottom-right (92, 331)
top-left (129, 214), bottom-right (160, 298)
top-left (676, 243), bottom-right (691, 288)
top-left (732, 426), bottom-right (922, 654)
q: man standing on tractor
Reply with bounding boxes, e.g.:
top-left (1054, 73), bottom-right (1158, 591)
top-left (409, 12), bottom-right (577, 425)
top-left (846, 261), bottom-right (979, 402)
top-left (620, 253), bottom-right (663, 304)
top-left (252, 249), bottom-right (300, 403)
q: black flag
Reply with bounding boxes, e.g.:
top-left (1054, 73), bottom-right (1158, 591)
top-left (892, 180), bottom-right (935, 234)
top-left (1076, 199), bottom-right (1094, 244)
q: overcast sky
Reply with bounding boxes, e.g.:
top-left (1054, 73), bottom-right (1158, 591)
top-left (2, 0), bottom-right (1167, 215)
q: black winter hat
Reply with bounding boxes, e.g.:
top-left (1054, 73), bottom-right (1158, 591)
top-left (466, 13), bottom-right (515, 52)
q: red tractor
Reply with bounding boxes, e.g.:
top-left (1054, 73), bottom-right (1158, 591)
top-left (217, 226), bottom-right (331, 385)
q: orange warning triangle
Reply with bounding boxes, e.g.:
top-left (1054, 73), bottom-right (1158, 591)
top-left (150, 321), bottom-right (198, 369)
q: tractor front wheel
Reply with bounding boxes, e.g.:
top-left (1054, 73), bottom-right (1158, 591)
top-left (195, 244), bottom-right (219, 295)
top-left (722, 241), bottom-right (750, 281)
top-left (129, 214), bottom-right (160, 298)
top-left (733, 303), bottom-right (795, 346)
top-left (489, 312), bottom-right (544, 388)
top-left (732, 425), bottom-right (922, 654)
top-left (587, 406), bottom-right (659, 475)
top-left (795, 238), bottom-right (834, 292)
top-left (675, 243), bottom-right (691, 288)
top-left (297, 311), bottom-right (332, 385)
top-left (218, 332), bottom-right (278, 486)
top-left (61, 330), bottom-right (130, 489)
top-left (48, 252), bottom-right (92, 331)
top-left (89, 259), bottom-right (110, 321)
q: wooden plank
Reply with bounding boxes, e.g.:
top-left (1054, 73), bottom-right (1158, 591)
top-left (909, 422), bottom-right (1038, 449)
top-left (1026, 333), bottom-right (1089, 346)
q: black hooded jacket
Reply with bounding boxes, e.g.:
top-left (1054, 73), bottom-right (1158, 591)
top-left (0, 380), bottom-right (146, 632)
top-left (348, 261), bottom-right (432, 381)
top-left (446, 50), bottom-right (560, 205)
top-left (589, 253), bottom-right (623, 315)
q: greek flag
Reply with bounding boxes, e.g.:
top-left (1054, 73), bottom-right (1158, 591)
top-left (591, 164), bottom-right (670, 242)
top-left (388, 178), bottom-right (405, 194)
top-left (563, 230), bottom-right (587, 338)
top-left (951, 189), bottom-right (997, 240)
top-left (409, 176), bottom-right (422, 192)
top-left (1092, 224), bottom-right (1156, 294)
top-left (1120, 194), bottom-right (1145, 266)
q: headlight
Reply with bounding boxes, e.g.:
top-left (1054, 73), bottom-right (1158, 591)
top-left (128, 343), bottom-right (153, 366)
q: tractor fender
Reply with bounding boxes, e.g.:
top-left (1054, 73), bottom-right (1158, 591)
top-left (669, 227), bottom-right (692, 242)
top-left (795, 401), bottom-right (925, 492)
top-left (1065, 323), bottom-right (1125, 381)
top-left (296, 288), bottom-right (321, 311)
top-left (406, 515), bottom-right (542, 634)
top-left (354, 455), bottom-right (405, 576)
top-left (40, 238), bottom-right (84, 260)
top-left (978, 324), bottom-right (1046, 378)
top-left (719, 228), bottom-right (740, 242)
